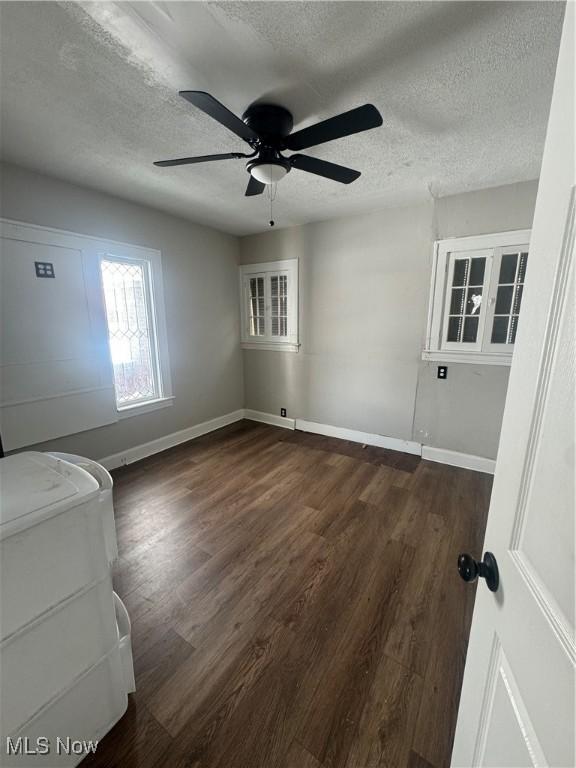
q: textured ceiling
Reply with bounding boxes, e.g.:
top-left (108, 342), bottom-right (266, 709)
top-left (0, 1), bottom-right (565, 235)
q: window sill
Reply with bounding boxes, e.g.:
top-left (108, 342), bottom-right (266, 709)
top-left (422, 350), bottom-right (512, 366)
top-left (117, 396), bottom-right (174, 419)
top-left (241, 342), bottom-right (300, 353)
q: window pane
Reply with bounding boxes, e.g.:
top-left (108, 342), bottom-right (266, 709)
top-left (450, 288), bottom-right (464, 315)
top-left (447, 316), bottom-right (462, 342)
top-left (463, 316), bottom-right (479, 343)
top-left (466, 288), bottom-right (483, 315)
top-left (509, 315), bottom-right (519, 344)
top-left (450, 288), bottom-right (465, 315)
top-left (469, 257), bottom-right (486, 286)
top-left (495, 285), bottom-right (514, 314)
top-left (491, 316), bottom-right (509, 343)
top-left (248, 276), bottom-right (265, 336)
top-left (517, 252), bottom-right (528, 283)
top-left (513, 284), bottom-right (523, 314)
top-left (499, 253), bottom-right (518, 283)
top-left (270, 273), bottom-right (288, 337)
top-left (453, 259), bottom-right (468, 287)
top-left (271, 276), bottom-right (279, 317)
top-left (445, 255), bottom-right (484, 345)
top-left (489, 251), bottom-right (528, 347)
top-left (101, 259), bottom-right (158, 405)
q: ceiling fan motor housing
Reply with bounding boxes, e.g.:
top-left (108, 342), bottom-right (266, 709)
top-left (242, 103), bottom-right (294, 145)
top-left (243, 104), bottom-right (294, 184)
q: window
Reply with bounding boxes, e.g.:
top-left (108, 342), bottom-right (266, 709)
top-left (424, 230), bottom-right (530, 365)
top-left (100, 253), bottom-right (172, 412)
top-left (240, 259), bottom-right (298, 351)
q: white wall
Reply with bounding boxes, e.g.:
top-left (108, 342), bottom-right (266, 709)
top-left (0, 161), bottom-right (244, 461)
top-left (240, 181), bottom-right (539, 460)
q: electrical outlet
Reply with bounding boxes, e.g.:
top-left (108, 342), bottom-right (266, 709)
top-left (280, 408), bottom-right (287, 418)
top-left (437, 366), bottom-right (448, 380)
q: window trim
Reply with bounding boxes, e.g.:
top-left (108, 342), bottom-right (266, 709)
top-left (423, 229), bottom-right (531, 365)
top-left (98, 246), bottom-right (173, 413)
top-left (239, 259), bottom-right (299, 352)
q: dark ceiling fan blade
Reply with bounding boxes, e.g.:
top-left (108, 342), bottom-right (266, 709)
top-left (179, 91), bottom-right (259, 143)
top-left (245, 176), bottom-right (266, 196)
top-left (289, 154), bottom-right (361, 184)
top-left (285, 104), bottom-right (382, 151)
top-left (154, 152), bottom-right (247, 167)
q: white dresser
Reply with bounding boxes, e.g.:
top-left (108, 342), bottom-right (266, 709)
top-left (0, 452), bottom-right (134, 766)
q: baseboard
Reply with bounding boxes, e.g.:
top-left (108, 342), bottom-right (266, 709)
top-left (294, 418), bottom-right (421, 456)
top-left (98, 407), bottom-right (494, 475)
top-left (244, 409), bottom-right (296, 430)
top-left (421, 445), bottom-right (496, 474)
top-left (99, 409), bottom-right (245, 469)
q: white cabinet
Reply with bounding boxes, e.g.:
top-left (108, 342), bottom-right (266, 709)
top-left (0, 452), bottom-right (134, 766)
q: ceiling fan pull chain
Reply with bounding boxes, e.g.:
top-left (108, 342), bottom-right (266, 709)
top-left (268, 183), bottom-right (277, 227)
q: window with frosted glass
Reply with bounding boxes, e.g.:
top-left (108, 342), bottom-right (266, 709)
top-left (100, 258), bottom-right (159, 406)
top-left (491, 252), bottom-right (528, 344)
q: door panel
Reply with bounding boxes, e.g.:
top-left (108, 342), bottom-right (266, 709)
top-left (452, 6), bottom-right (574, 766)
top-left (518, 262), bottom-right (574, 628)
top-left (481, 647), bottom-right (544, 768)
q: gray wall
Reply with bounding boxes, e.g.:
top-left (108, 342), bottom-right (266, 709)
top-left (240, 180), bottom-right (539, 459)
top-left (241, 203), bottom-right (434, 442)
top-left (1, 162), bottom-right (537, 463)
top-left (0, 162), bottom-right (243, 461)
top-left (413, 181), bottom-right (538, 458)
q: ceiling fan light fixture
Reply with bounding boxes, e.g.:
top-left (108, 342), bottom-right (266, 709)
top-left (249, 162), bottom-right (289, 185)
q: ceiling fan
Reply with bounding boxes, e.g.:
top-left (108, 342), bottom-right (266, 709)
top-left (154, 91), bottom-right (383, 196)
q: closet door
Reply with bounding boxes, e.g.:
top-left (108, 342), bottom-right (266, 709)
top-left (0, 220), bottom-right (117, 449)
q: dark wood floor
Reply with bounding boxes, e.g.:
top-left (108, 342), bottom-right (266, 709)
top-left (83, 420), bottom-right (491, 768)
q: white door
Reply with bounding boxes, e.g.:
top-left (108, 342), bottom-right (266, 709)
top-left (452, 6), bottom-right (575, 768)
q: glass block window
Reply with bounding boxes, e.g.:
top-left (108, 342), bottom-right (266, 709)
top-left (100, 258), bottom-right (160, 406)
top-left (271, 274), bottom-right (288, 337)
top-left (491, 251), bottom-right (528, 345)
top-left (249, 276), bottom-right (265, 336)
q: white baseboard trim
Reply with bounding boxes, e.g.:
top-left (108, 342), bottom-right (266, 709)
top-left (98, 407), bottom-right (494, 475)
top-left (295, 418), bottom-right (421, 456)
top-left (421, 445), bottom-right (496, 474)
top-left (244, 409), bottom-right (296, 430)
top-left (100, 409), bottom-right (245, 470)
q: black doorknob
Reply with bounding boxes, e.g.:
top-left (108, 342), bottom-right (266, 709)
top-left (457, 551), bottom-right (499, 592)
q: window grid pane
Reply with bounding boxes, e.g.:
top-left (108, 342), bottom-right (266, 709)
top-left (447, 256), bottom-right (485, 343)
top-left (249, 277), bottom-right (265, 336)
top-left (491, 251), bottom-right (528, 345)
top-left (101, 259), bottom-right (158, 405)
top-left (271, 274), bottom-right (288, 337)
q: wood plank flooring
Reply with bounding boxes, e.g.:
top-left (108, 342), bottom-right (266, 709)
top-left (83, 420), bottom-right (492, 768)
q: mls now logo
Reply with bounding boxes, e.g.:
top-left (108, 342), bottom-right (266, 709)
top-left (6, 737), bottom-right (98, 756)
